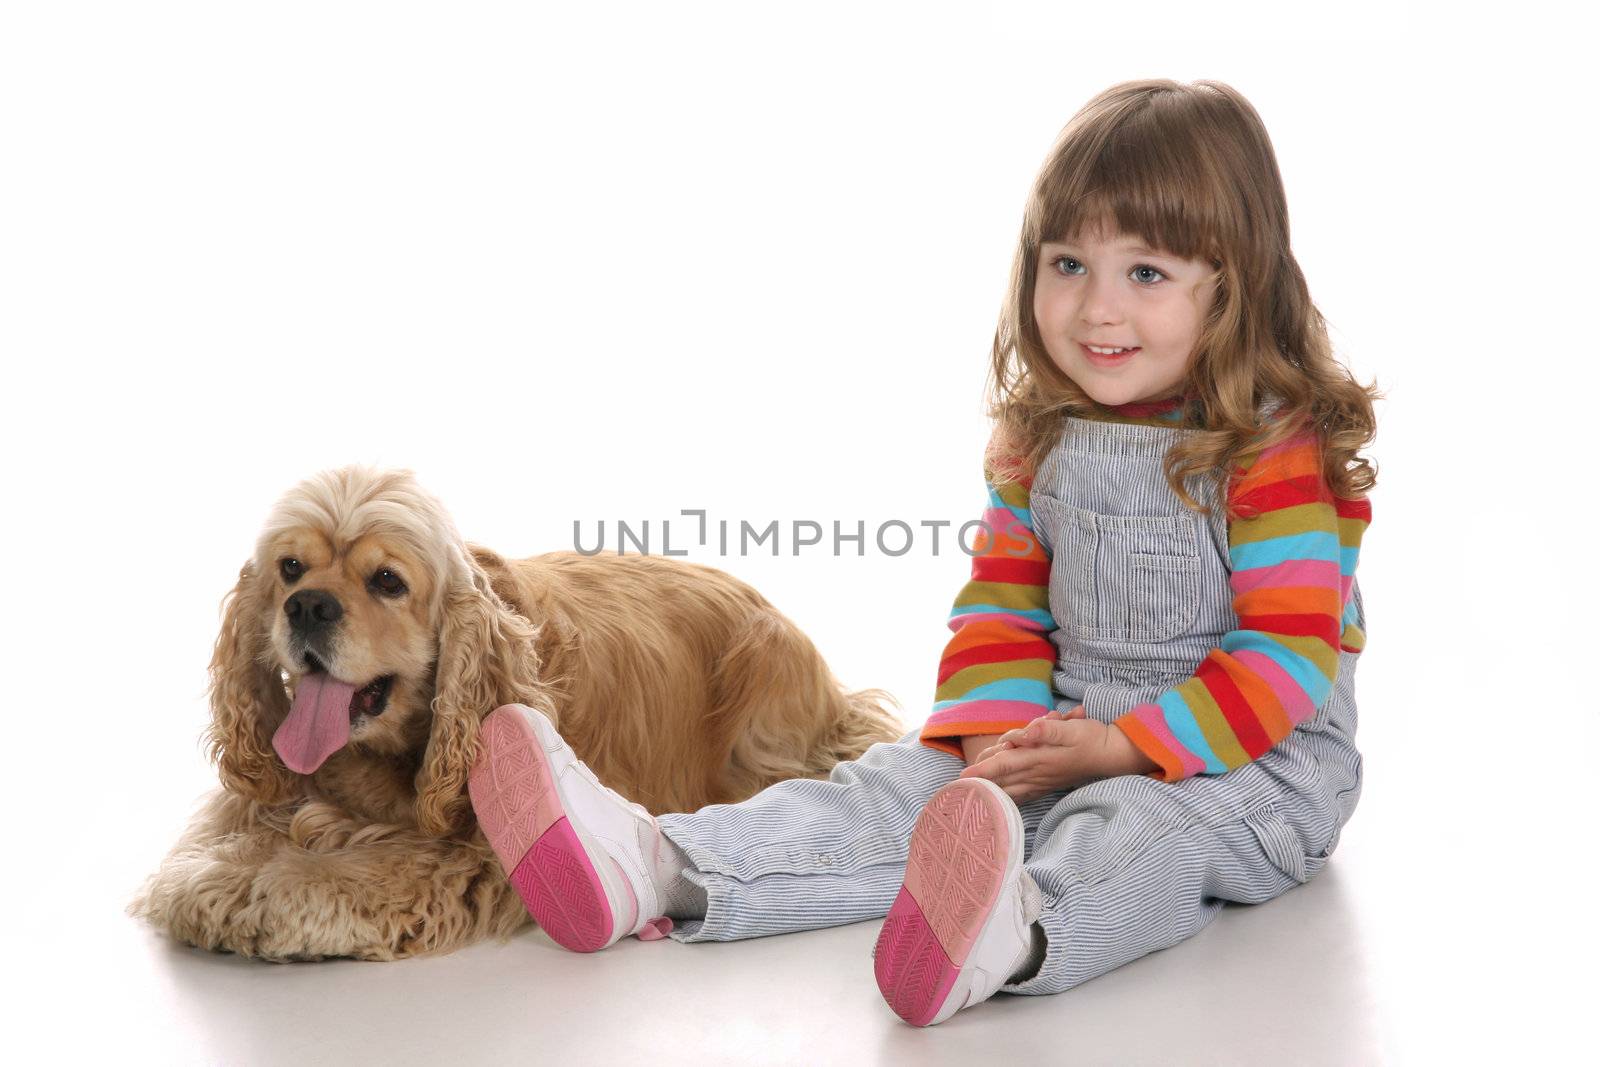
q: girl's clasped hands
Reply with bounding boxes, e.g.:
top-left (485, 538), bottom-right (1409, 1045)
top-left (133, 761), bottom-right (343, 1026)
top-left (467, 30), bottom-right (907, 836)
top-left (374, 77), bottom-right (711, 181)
top-left (959, 706), bottom-right (1121, 804)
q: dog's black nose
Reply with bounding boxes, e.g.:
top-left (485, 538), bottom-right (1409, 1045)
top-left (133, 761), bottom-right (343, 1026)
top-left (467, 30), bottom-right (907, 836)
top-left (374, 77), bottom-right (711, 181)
top-left (285, 589), bottom-right (344, 634)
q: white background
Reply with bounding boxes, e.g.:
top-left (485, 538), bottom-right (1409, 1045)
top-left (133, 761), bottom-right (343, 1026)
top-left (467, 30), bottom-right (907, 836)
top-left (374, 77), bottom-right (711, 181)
top-left (3, 2), bottom-right (1595, 1063)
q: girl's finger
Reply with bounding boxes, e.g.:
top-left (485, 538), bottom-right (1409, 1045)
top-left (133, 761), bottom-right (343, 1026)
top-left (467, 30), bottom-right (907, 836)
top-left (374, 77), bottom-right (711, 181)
top-left (1011, 723), bottom-right (1049, 748)
top-left (1019, 721), bottom-right (1054, 744)
top-left (961, 748), bottom-right (1015, 783)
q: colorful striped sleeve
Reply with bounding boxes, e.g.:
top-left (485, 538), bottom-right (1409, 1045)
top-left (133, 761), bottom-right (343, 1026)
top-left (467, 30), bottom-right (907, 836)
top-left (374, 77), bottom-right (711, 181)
top-left (1111, 424), bottom-right (1373, 783)
top-left (919, 446), bottom-right (1059, 758)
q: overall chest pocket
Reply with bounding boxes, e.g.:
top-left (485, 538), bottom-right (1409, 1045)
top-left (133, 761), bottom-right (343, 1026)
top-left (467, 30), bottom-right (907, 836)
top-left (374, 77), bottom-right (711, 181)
top-left (1032, 493), bottom-right (1203, 645)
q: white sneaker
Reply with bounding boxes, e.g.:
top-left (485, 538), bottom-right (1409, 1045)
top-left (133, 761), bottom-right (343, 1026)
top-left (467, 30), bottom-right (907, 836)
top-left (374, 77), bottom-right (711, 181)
top-left (468, 703), bottom-right (675, 951)
top-left (873, 777), bottom-right (1042, 1026)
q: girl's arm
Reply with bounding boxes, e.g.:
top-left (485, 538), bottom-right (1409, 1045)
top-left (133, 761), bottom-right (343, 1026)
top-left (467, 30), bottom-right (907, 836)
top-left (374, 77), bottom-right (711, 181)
top-left (1111, 422), bottom-right (1373, 783)
top-left (919, 437), bottom-right (1059, 761)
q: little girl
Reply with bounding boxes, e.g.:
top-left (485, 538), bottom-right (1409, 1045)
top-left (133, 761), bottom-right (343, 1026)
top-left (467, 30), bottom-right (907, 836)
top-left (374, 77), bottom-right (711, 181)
top-left (467, 77), bottom-right (1378, 1028)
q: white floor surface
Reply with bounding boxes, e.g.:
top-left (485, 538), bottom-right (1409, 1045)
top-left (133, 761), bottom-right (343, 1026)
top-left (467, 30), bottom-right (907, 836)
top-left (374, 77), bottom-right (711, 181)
top-left (106, 836), bottom-right (1379, 1065)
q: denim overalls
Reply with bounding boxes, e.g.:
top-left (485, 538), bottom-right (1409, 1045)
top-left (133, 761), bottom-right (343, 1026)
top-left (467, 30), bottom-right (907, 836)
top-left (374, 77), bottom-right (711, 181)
top-left (655, 409), bottom-right (1365, 996)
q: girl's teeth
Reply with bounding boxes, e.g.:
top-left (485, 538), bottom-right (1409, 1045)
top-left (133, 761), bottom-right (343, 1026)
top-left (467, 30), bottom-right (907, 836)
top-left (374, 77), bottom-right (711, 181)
top-left (1088, 345), bottom-right (1133, 355)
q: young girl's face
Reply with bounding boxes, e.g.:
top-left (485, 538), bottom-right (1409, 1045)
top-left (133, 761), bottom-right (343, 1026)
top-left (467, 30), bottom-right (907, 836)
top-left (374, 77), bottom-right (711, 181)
top-left (1033, 227), bottom-right (1218, 406)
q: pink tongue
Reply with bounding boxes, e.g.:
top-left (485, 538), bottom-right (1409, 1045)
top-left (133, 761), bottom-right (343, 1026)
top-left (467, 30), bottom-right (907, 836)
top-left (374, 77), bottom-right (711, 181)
top-left (273, 671), bottom-right (356, 774)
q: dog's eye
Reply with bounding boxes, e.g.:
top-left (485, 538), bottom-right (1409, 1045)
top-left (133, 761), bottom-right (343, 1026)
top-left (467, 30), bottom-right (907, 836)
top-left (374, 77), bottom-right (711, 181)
top-left (371, 569), bottom-right (407, 597)
top-left (279, 558), bottom-right (304, 582)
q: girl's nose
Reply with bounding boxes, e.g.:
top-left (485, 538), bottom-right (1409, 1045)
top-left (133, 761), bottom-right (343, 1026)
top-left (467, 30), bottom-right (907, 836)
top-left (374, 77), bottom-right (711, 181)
top-left (1077, 273), bottom-right (1127, 325)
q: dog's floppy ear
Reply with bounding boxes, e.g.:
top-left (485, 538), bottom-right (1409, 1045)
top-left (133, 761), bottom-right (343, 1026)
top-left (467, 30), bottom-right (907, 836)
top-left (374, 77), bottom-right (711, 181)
top-left (204, 560), bottom-right (299, 804)
top-left (415, 547), bottom-right (549, 837)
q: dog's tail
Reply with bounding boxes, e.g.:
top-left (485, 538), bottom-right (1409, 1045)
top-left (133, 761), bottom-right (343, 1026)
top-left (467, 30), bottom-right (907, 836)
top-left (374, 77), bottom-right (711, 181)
top-left (812, 685), bottom-right (905, 767)
top-left (707, 606), bottom-right (907, 803)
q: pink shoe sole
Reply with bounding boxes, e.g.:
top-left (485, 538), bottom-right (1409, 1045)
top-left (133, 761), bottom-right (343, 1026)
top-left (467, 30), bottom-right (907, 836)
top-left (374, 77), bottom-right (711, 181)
top-left (468, 705), bottom-right (617, 953)
top-left (873, 778), bottom-right (1013, 1026)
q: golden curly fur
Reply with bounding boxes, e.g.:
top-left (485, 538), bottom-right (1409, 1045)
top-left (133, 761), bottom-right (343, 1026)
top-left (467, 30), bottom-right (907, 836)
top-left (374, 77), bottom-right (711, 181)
top-left (128, 466), bottom-right (903, 961)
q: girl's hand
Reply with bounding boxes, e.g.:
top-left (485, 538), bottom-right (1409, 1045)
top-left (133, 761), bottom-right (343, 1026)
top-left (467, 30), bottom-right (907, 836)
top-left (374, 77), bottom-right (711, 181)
top-left (972, 705), bottom-right (1086, 762)
top-left (960, 706), bottom-right (1114, 804)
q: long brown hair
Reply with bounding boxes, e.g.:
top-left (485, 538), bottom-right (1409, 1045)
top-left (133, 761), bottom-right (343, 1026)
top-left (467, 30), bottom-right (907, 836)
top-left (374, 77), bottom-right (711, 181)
top-left (988, 79), bottom-right (1381, 519)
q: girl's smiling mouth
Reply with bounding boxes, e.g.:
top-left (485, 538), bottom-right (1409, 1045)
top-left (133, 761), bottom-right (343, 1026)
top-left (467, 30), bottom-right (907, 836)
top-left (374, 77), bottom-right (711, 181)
top-left (1080, 342), bottom-right (1140, 365)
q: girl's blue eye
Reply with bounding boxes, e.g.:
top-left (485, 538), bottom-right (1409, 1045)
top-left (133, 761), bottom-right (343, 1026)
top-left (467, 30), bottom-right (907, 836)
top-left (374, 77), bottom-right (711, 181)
top-left (1050, 256), bottom-right (1167, 286)
top-left (1051, 255), bottom-right (1083, 276)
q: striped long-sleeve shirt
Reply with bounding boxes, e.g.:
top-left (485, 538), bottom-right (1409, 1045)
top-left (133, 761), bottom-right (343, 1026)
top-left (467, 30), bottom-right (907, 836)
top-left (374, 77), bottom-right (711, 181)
top-left (919, 394), bottom-right (1372, 784)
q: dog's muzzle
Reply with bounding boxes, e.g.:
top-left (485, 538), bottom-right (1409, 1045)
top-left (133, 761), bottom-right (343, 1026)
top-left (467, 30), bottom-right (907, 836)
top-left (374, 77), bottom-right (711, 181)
top-left (285, 589), bottom-right (343, 637)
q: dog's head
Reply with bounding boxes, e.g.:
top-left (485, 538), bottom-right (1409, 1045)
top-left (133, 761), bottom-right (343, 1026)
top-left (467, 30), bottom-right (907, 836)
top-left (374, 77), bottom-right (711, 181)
top-left (205, 466), bottom-right (551, 836)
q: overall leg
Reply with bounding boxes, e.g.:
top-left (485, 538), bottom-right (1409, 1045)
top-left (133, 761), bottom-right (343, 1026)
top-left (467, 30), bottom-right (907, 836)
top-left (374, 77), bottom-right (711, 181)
top-left (1004, 753), bottom-right (1341, 996)
top-left (658, 727), bottom-right (978, 943)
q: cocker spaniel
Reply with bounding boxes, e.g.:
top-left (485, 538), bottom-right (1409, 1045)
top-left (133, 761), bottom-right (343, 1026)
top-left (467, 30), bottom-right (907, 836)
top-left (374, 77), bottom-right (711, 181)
top-left (129, 465), bottom-right (902, 961)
